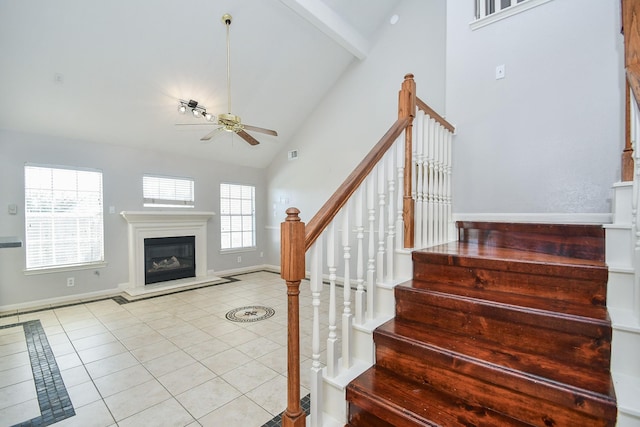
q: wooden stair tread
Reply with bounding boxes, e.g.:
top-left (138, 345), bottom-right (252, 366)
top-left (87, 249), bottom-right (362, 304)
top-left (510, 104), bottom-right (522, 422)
top-left (415, 242), bottom-right (607, 276)
top-left (347, 366), bottom-right (532, 427)
top-left (404, 277), bottom-right (608, 320)
top-left (376, 318), bottom-right (614, 396)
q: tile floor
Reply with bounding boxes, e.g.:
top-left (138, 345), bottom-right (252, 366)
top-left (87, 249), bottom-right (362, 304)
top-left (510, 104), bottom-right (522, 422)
top-left (0, 271), bottom-right (324, 427)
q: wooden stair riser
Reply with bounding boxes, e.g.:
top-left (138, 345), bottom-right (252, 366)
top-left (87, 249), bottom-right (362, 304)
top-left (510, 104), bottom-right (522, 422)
top-left (412, 261), bottom-right (608, 315)
top-left (395, 288), bottom-right (612, 372)
top-left (376, 319), bottom-right (613, 395)
top-left (347, 367), bottom-right (532, 427)
top-left (373, 342), bottom-right (616, 426)
top-left (457, 222), bottom-right (605, 261)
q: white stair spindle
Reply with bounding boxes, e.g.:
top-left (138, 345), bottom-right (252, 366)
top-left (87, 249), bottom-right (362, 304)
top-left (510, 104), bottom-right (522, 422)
top-left (386, 150), bottom-right (396, 281)
top-left (341, 206), bottom-right (353, 369)
top-left (415, 110), bottom-right (425, 249)
top-left (446, 129), bottom-right (453, 240)
top-left (428, 118), bottom-right (436, 246)
top-left (396, 132), bottom-right (405, 250)
top-left (421, 116), bottom-right (432, 247)
top-left (309, 238), bottom-right (323, 427)
top-left (367, 174), bottom-right (376, 321)
top-left (326, 221), bottom-right (338, 378)
top-left (355, 187), bottom-right (365, 325)
top-left (377, 161), bottom-right (386, 288)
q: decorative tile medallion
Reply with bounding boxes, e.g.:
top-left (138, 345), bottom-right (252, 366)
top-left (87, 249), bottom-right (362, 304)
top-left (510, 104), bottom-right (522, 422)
top-left (225, 306), bottom-right (275, 323)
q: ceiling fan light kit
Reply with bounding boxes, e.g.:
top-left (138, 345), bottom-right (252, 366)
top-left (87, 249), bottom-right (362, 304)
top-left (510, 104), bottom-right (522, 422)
top-left (178, 99), bottom-right (216, 122)
top-left (176, 13), bottom-right (278, 145)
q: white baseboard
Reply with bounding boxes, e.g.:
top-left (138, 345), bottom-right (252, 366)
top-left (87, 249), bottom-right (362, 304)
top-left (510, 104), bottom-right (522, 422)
top-left (212, 264), bottom-right (280, 277)
top-left (0, 288), bottom-right (121, 314)
top-left (452, 212), bottom-right (612, 224)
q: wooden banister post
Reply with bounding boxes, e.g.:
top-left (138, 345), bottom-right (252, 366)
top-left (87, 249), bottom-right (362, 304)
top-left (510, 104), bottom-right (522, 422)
top-left (399, 73), bottom-right (416, 248)
top-left (280, 208), bottom-right (306, 427)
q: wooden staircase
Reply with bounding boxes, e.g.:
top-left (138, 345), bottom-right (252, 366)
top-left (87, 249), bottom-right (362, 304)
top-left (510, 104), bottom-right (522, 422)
top-left (345, 222), bottom-right (618, 426)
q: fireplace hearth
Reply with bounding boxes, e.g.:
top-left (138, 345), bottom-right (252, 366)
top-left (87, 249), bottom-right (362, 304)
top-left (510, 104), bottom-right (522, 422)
top-left (144, 236), bottom-right (196, 284)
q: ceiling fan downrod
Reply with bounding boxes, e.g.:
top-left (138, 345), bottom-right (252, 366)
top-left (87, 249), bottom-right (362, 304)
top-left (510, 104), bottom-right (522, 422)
top-left (222, 14), bottom-right (232, 115)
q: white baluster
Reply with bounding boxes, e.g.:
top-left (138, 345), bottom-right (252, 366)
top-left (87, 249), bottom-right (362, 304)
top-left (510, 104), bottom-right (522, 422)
top-left (427, 118), bottom-right (435, 247)
top-left (377, 161), bottom-right (386, 288)
top-left (341, 206), bottom-right (352, 369)
top-left (326, 221), bottom-right (338, 378)
top-left (396, 132), bottom-right (405, 249)
top-left (386, 150), bottom-right (396, 281)
top-left (367, 175), bottom-right (376, 321)
top-left (309, 239), bottom-right (323, 427)
top-left (422, 117), bottom-right (433, 247)
top-left (355, 187), bottom-right (365, 325)
top-left (446, 130), bottom-right (453, 241)
top-left (415, 110), bottom-right (425, 248)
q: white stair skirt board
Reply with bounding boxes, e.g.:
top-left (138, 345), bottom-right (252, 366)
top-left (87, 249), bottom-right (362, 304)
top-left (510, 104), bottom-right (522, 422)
top-left (607, 268), bottom-right (636, 312)
top-left (321, 358), bottom-right (371, 423)
top-left (604, 225), bottom-right (633, 268)
top-left (613, 182), bottom-right (633, 224)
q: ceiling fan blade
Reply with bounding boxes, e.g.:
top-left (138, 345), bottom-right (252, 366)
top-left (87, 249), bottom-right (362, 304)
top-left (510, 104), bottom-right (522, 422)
top-left (242, 124), bottom-right (278, 137)
top-left (201, 127), bottom-right (224, 141)
top-left (237, 130), bottom-right (260, 146)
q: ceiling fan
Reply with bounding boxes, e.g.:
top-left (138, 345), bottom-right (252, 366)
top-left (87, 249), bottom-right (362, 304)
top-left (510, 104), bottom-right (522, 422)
top-left (185, 14), bottom-right (277, 146)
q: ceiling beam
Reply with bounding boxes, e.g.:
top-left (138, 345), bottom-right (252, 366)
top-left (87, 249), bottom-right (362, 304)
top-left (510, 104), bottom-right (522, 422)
top-left (279, 0), bottom-right (370, 60)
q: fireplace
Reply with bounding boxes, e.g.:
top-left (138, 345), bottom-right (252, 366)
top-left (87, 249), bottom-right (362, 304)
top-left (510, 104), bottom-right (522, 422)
top-left (144, 235), bottom-right (196, 284)
top-left (120, 211), bottom-right (216, 296)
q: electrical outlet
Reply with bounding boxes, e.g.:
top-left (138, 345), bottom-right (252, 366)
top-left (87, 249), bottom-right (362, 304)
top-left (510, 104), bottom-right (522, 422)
top-left (496, 64), bottom-right (505, 80)
top-left (66, 277), bottom-right (75, 287)
top-left (260, 251), bottom-right (264, 258)
top-left (237, 256), bottom-right (242, 263)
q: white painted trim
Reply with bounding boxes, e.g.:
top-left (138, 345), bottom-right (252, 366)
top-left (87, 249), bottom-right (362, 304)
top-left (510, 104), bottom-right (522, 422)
top-left (278, 0), bottom-right (369, 59)
top-left (213, 264), bottom-right (279, 277)
top-left (452, 212), bottom-right (612, 224)
top-left (470, 0), bottom-right (553, 31)
top-left (0, 288), bottom-right (121, 314)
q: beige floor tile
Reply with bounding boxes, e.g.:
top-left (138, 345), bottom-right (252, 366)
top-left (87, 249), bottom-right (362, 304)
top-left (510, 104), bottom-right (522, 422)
top-left (256, 346), bottom-right (288, 375)
top-left (117, 398), bottom-right (196, 427)
top-left (54, 400), bottom-right (115, 427)
top-left (0, 363), bottom-right (33, 387)
top-left (198, 395), bottom-right (273, 427)
top-left (217, 328), bottom-right (260, 347)
top-left (60, 365), bottom-right (92, 388)
top-left (236, 336), bottom-right (282, 359)
top-left (220, 360), bottom-right (278, 394)
top-left (182, 337), bottom-right (230, 361)
top-left (67, 380), bottom-right (102, 408)
top-left (77, 341), bottom-right (127, 364)
top-left (168, 329), bottom-right (212, 348)
top-left (0, 350), bottom-right (30, 371)
top-left (70, 331), bottom-right (117, 351)
top-left (200, 348), bottom-right (252, 375)
top-left (129, 338), bottom-right (180, 363)
top-left (143, 349), bottom-right (196, 377)
top-left (157, 362), bottom-right (216, 395)
top-left (0, 379), bottom-right (36, 409)
top-left (104, 379), bottom-right (171, 421)
top-left (93, 364), bottom-right (154, 398)
top-left (85, 351), bottom-right (140, 379)
top-left (0, 398), bottom-right (40, 426)
top-left (110, 322), bottom-right (155, 341)
top-left (175, 377), bottom-right (241, 419)
top-left (119, 329), bottom-right (167, 351)
top-left (0, 329), bottom-right (24, 345)
top-left (51, 341), bottom-right (77, 357)
top-left (0, 340), bottom-right (27, 357)
top-left (53, 352), bottom-right (82, 371)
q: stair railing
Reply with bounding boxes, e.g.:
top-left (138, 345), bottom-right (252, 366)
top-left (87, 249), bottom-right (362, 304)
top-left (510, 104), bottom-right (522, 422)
top-left (280, 74), bottom-right (455, 426)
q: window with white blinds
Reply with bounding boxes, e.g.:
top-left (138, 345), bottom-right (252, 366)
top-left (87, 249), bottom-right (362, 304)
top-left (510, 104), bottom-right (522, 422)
top-left (143, 175), bottom-right (194, 207)
top-left (24, 165), bottom-right (104, 270)
top-left (472, 0), bottom-right (551, 29)
top-left (220, 183), bottom-right (255, 250)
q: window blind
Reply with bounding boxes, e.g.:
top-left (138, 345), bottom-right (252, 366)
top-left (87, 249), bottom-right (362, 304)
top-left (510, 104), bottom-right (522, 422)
top-left (143, 175), bottom-right (194, 207)
top-left (25, 165), bottom-right (104, 269)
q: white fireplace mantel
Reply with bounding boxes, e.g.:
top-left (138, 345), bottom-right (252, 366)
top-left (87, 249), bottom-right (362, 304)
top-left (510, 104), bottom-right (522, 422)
top-left (119, 211), bottom-right (217, 295)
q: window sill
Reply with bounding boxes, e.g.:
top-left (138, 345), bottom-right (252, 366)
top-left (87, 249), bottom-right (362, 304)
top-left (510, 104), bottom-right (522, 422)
top-left (220, 248), bottom-right (256, 255)
top-left (24, 262), bottom-right (108, 276)
top-left (470, 0), bottom-right (552, 31)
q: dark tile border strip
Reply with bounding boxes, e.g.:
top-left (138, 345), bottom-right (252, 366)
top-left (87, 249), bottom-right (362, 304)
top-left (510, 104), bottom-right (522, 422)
top-left (261, 394), bottom-right (311, 427)
top-left (1, 320), bottom-right (75, 427)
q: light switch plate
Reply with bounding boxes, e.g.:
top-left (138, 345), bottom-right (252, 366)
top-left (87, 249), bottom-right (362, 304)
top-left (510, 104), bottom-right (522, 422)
top-left (8, 204), bottom-right (17, 215)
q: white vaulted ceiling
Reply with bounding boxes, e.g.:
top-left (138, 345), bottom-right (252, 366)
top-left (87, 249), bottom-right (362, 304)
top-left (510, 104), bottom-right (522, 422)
top-left (0, 0), bottom-right (400, 168)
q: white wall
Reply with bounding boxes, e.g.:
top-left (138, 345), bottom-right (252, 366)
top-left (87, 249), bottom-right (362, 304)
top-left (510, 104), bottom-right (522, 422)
top-left (446, 0), bottom-right (624, 215)
top-left (265, 0), bottom-right (447, 265)
top-left (0, 130), bottom-right (267, 308)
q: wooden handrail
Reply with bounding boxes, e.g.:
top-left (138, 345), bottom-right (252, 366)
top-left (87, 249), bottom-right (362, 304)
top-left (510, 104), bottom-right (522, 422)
top-left (622, 0), bottom-right (640, 181)
top-left (416, 97), bottom-right (455, 133)
top-left (304, 116), bottom-right (411, 251)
